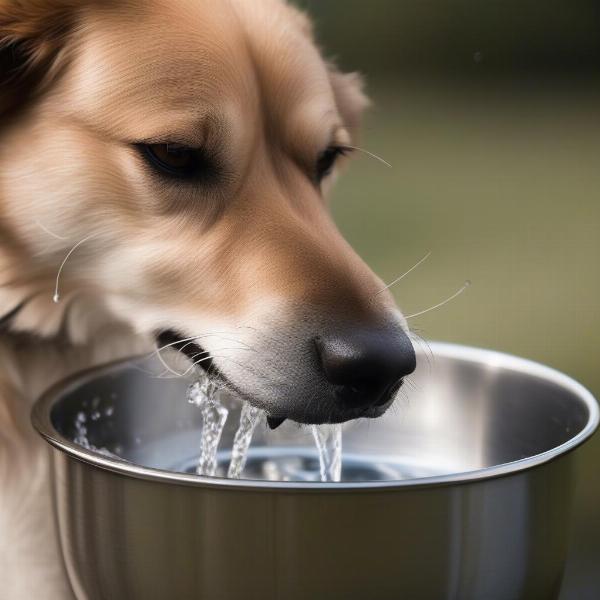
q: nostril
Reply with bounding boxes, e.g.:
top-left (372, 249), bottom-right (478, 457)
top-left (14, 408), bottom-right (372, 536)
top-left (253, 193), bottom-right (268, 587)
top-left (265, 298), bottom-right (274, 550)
top-left (315, 328), bottom-right (415, 411)
top-left (331, 379), bottom-right (379, 408)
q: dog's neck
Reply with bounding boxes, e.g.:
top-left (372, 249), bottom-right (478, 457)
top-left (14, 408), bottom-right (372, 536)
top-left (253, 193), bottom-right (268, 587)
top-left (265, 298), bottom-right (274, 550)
top-left (0, 273), bottom-right (150, 403)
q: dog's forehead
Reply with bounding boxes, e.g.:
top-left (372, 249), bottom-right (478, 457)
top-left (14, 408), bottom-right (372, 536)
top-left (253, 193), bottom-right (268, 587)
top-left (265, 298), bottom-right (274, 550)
top-left (62, 0), bottom-right (338, 144)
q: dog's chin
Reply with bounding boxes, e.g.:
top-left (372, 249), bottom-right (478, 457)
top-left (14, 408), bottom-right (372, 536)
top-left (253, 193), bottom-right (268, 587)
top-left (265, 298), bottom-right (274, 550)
top-left (225, 382), bottom-right (396, 428)
top-left (284, 401), bottom-right (394, 426)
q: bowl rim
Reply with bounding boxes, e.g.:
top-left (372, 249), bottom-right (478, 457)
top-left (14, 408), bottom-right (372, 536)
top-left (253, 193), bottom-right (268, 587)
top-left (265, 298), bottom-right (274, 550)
top-left (31, 341), bottom-right (599, 491)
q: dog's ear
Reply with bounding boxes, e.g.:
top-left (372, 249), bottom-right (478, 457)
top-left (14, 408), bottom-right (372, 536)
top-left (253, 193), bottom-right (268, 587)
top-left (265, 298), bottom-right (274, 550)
top-left (328, 66), bottom-right (371, 137)
top-left (287, 5), bottom-right (315, 40)
top-left (0, 0), bottom-right (83, 118)
top-left (286, 5), bottom-right (369, 137)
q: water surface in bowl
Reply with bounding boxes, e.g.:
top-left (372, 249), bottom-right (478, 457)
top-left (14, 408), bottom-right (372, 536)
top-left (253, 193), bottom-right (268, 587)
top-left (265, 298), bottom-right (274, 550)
top-left (177, 447), bottom-right (449, 482)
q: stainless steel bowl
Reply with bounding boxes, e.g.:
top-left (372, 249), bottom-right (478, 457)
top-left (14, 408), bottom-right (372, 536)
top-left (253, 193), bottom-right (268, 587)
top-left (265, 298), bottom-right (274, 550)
top-left (32, 342), bottom-right (598, 600)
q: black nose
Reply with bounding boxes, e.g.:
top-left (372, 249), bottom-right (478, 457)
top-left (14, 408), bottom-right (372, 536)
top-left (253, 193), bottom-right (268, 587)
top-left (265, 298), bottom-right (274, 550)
top-left (316, 328), bottom-right (416, 411)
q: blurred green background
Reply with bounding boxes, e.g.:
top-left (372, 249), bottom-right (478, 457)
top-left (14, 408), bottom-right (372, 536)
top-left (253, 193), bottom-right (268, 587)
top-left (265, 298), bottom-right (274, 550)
top-left (294, 1), bottom-right (600, 597)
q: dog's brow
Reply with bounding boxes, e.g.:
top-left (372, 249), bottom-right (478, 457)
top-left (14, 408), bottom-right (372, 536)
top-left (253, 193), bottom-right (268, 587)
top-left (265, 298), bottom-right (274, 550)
top-left (129, 113), bottom-right (232, 152)
top-left (202, 113), bottom-right (231, 150)
top-left (170, 113), bottom-right (231, 153)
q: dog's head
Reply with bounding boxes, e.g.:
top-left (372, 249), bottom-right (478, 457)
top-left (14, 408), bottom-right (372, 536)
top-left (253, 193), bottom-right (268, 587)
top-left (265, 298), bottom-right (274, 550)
top-left (0, 0), bottom-right (415, 424)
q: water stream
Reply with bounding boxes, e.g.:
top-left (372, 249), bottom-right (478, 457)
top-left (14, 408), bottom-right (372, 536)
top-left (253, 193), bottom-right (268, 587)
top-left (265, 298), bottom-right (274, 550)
top-left (187, 375), bottom-right (344, 481)
top-left (311, 424), bottom-right (343, 482)
top-left (187, 377), bottom-right (228, 477)
top-left (227, 403), bottom-right (264, 479)
top-left (186, 373), bottom-right (345, 481)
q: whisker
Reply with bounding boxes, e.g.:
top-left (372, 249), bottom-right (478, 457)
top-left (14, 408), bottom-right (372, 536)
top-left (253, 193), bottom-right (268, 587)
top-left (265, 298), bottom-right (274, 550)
top-left (180, 354), bottom-right (221, 377)
top-left (53, 233), bottom-right (99, 303)
top-left (156, 351), bottom-right (233, 379)
top-left (342, 145), bottom-right (392, 169)
top-left (408, 331), bottom-right (435, 372)
top-left (180, 347), bottom-right (250, 377)
top-left (375, 251), bottom-right (432, 297)
top-left (155, 345), bottom-right (285, 392)
top-left (403, 377), bottom-right (419, 394)
top-left (155, 346), bottom-right (189, 378)
top-left (152, 332), bottom-right (255, 379)
top-left (406, 280), bottom-right (471, 320)
top-left (153, 332), bottom-right (252, 356)
top-left (154, 369), bottom-right (178, 379)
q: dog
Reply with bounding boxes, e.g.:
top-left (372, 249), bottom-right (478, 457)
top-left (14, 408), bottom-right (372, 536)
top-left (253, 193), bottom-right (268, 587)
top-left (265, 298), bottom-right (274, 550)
top-left (0, 1), bottom-right (416, 597)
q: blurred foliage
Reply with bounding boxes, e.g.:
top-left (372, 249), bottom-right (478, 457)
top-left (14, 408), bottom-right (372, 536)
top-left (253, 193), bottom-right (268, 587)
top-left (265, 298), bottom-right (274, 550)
top-left (295, 0), bottom-right (600, 79)
top-left (292, 1), bottom-right (600, 597)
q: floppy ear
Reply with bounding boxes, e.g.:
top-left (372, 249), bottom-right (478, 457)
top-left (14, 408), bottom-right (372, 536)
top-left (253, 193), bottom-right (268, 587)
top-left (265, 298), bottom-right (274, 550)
top-left (328, 66), bottom-right (371, 137)
top-left (0, 0), bottom-right (82, 118)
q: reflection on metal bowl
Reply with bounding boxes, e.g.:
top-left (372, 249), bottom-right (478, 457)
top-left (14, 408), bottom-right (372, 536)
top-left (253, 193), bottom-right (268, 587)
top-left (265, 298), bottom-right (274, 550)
top-left (32, 343), bottom-right (598, 600)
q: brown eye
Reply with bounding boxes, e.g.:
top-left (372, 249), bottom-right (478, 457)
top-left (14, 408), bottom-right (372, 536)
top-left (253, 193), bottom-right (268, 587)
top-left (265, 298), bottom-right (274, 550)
top-left (137, 143), bottom-right (214, 180)
top-left (150, 144), bottom-right (193, 169)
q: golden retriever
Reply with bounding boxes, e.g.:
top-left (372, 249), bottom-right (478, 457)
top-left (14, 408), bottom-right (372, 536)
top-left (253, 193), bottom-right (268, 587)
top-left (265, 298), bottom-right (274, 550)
top-left (0, 1), bottom-right (415, 597)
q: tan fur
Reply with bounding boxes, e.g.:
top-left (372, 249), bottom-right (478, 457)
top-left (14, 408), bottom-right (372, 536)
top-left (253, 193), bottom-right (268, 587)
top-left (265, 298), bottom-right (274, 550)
top-left (0, 1), bottom-right (405, 597)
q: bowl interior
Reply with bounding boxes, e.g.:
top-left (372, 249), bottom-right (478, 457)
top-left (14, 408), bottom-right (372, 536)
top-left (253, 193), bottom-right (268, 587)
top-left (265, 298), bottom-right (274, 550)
top-left (46, 344), bottom-right (594, 483)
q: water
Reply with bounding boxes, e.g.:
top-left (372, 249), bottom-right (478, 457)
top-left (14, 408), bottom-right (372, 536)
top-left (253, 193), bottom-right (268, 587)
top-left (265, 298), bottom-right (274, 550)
top-left (227, 403), bottom-right (264, 479)
top-left (311, 424), bottom-right (343, 482)
top-left (177, 448), bottom-right (448, 482)
top-left (186, 375), bottom-right (343, 482)
top-left (72, 375), bottom-right (346, 483)
top-left (71, 395), bottom-right (457, 483)
top-left (73, 411), bottom-right (91, 449)
top-left (187, 376), bottom-right (228, 477)
top-left (73, 411), bottom-right (122, 460)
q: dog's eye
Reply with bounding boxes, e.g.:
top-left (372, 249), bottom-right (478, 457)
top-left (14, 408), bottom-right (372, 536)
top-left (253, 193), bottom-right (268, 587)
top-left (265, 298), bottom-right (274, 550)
top-left (138, 143), bottom-right (213, 179)
top-left (316, 146), bottom-right (348, 183)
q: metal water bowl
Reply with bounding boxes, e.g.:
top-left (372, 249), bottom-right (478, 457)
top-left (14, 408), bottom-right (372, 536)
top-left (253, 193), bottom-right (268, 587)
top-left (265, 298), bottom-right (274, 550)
top-left (32, 343), bottom-right (598, 600)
